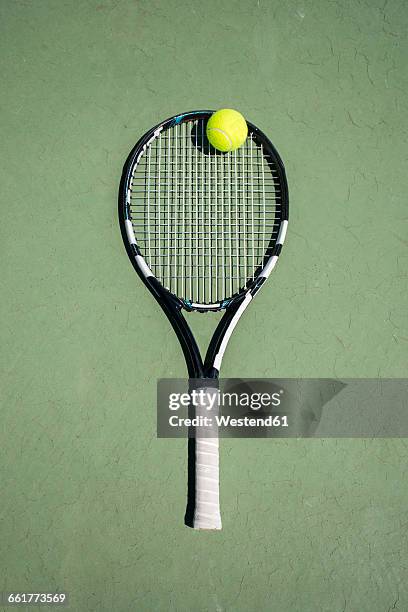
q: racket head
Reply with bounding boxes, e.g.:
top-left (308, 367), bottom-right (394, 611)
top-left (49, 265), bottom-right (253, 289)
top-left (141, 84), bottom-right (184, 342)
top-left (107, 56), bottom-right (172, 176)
top-left (119, 110), bottom-right (288, 312)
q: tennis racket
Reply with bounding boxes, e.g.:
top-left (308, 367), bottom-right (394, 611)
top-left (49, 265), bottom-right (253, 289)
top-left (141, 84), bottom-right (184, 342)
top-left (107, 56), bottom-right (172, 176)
top-left (118, 110), bottom-right (289, 530)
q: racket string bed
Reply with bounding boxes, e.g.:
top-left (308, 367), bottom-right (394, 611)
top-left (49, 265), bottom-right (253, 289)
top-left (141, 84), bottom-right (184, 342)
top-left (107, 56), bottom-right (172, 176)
top-left (129, 119), bottom-right (282, 305)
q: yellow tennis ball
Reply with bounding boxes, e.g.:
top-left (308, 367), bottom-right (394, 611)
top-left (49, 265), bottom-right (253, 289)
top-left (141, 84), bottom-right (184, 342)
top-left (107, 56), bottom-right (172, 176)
top-left (206, 109), bottom-right (248, 153)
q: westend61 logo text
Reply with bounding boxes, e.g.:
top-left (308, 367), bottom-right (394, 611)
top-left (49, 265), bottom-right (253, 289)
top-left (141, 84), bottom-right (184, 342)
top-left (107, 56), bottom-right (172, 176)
top-left (168, 390), bottom-right (283, 411)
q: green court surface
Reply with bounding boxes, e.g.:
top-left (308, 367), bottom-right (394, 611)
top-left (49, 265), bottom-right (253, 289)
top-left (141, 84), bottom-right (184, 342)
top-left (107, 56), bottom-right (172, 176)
top-left (1, 1), bottom-right (407, 611)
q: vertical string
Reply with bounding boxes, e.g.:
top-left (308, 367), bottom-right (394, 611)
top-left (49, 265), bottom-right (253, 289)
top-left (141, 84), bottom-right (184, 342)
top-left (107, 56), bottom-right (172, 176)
top-left (166, 130), bottom-right (171, 290)
top-left (157, 133), bottom-right (161, 280)
top-left (188, 122), bottom-right (193, 300)
top-left (220, 152), bottom-right (225, 299)
top-left (147, 144), bottom-right (152, 267)
top-left (250, 135), bottom-right (255, 279)
top-left (214, 145), bottom-right (218, 300)
top-left (242, 142), bottom-right (247, 284)
top-left (174, 124), bottom-right (178, 296)
top-left (181, 122), bottom-right (186, 298)
top-left (208, 139), bottom-right (212, 303)
top-left (261, 143), bottom-right (266, 267)
top-left (234, 149), bottom-right (239, 296)
top-left (196, 121), bottom-right (201, 303)
top-left (227, 151), bottom-right (232, 297)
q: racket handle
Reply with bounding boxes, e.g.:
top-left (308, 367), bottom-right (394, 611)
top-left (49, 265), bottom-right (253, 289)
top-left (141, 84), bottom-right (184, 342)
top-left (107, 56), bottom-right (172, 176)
top-left (193, 385), bottom-right (222, 530)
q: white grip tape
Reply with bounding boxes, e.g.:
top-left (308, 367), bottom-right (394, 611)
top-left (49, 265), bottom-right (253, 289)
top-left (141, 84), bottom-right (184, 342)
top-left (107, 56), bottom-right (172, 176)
top-left (193, 386), bottom-right (222, 530)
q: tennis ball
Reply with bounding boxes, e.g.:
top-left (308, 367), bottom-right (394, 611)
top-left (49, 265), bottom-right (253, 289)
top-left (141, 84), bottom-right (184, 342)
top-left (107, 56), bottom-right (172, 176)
top-left (206, 109), bottom-right (248, 153)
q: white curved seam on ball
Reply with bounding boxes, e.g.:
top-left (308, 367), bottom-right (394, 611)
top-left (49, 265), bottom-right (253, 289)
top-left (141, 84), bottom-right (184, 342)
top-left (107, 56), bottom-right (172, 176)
top-left (208, 127), bottom-right (232, 149)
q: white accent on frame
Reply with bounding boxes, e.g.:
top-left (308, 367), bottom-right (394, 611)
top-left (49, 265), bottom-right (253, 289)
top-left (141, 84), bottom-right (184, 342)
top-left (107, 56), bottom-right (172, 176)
top-left (124, 219), bottom-right (136, 245)
top-left (259, 255), bottom-right (279, 279)
top-left (135, 126), bottom-right (164, 165)
top-left (135, 255), bottom-right (153, 278)
top-left (213, 292), bottom-right (252, 371)
top-left (190, 302), bottom-right (221, 310)
top-left (277, 219), bottom-right (288, 245)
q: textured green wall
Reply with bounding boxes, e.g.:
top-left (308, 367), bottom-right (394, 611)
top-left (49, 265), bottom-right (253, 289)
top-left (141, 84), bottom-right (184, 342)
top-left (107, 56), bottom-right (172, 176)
top-left (1, 1), bottom-right (407, 610)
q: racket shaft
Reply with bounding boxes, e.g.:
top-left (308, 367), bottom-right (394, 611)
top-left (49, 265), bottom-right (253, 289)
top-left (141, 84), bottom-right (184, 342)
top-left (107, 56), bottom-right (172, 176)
top-left (193, 386), bottom-right (221, 530)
